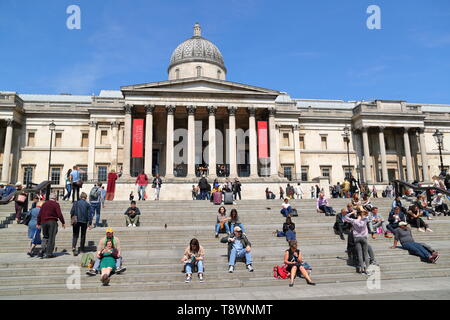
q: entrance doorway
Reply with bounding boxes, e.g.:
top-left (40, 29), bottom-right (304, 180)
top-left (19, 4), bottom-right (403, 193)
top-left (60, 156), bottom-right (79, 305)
top-left (152, 150), bottom-right (160, 176)
top-left (388, 169), bottom-right (396, 182)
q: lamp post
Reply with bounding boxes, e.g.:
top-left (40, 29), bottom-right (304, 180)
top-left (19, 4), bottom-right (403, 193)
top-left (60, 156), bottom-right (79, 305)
top-left (343, 125), bottom-right (351, 179)
top-left (47, 121), bottom-right (56, 182)
top-left (433, 129), bottom-right (445, 175)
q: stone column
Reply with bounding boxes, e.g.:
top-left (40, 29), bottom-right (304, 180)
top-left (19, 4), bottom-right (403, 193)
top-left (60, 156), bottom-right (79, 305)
top-left (122, 105), bottom-right (133, 178)
top-left (228, 106), bottom-right (237, 177)
top-left (378, 126), bottom-right (388, 183)
top-left (165, 105), bottom-right (175, 178)
top-left (144, 105), bottom-right (155, 176)
top-left (111, 121), bottom-right (119, 172)
top-left (403, 128), bottom-right (414, 182)
top-left (361, 127), bottom-right (373, 184)
top-left (208, 106), bottom-right (217, 177)
top-left (269, 107), bottom-right (278, 177)
top-left (293, 125), bottom-right (302, 180)
top-left (1, 119), bottom-right (14, 183)
top-left (187, 105), bottom-right (196, 178)
top-left (418, 128), bottom-right (429, 182)
top-left (87, 120), bottom-right (97, 181)
top-left (248, 107), bottom-right (258, 177)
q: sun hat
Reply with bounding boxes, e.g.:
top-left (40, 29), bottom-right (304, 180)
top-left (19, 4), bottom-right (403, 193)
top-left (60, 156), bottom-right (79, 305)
top-left (399, 222), bottom-right (408, 227)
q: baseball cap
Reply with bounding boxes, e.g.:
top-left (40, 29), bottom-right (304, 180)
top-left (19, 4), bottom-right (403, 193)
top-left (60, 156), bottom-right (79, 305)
top-left (234, 226), bottom-right (242, 232)
top-left (106, 228), bottom-right (114, 233)
top-left (399, 222), bottom-right (408, 227)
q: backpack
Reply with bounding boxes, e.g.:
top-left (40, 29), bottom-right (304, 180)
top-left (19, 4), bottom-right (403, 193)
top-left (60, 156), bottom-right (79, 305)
top-left (273, 264), bottom-right (290, 279)
top-left (291, 208), bottom-right (298, 217)
top-left (81, 252), bottom-right (96, 268)
top-left (89, 187), bottom-right (101, 202)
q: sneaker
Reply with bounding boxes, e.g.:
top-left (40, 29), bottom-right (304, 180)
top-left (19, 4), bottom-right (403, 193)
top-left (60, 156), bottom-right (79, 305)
top-left (432, 254), bottom-right (440, 264)
top-left (426, 228), bottom-right (434, 233)
top-left (384, 233), bottom-right (393, 238)
top-left (132, 224), bottom-right (136, 227)
top-left (247, 264), bottom-right (254, 272)
top-left (215, 233), bottom-right (219, 238)
top-left (371, 234), bottom-right (377, 239)
top-left (340, 234), bottom-right (345, 241)
top-left (418, 228), bottom-right (425, 232)
top-left (128, 224), bottom-right (132, 227)
top-left (72, 249), bottom-right (78, 256)
top-left (86, 269), bottom-right (97, 276)
top-left (116, 267), bottom-right (126, 274)
top-left (185, 276), bottom-right (192, 283)
top-left (198, 274), bottom-right (204, 283)
top-left (228, 265), bottom-right (234, 273)
top-left (289, 283), bottom-right (294, 287)
top-left (370, 260), bottom-right (379, 266)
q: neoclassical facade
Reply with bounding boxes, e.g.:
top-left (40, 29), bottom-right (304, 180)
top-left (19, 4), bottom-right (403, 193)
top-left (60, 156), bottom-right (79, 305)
top-left (1, 24), bottom-right (449, 194)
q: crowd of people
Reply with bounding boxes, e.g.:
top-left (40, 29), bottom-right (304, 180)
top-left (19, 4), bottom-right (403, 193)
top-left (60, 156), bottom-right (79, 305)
top-left (193, 176), bottom-right (242, 202)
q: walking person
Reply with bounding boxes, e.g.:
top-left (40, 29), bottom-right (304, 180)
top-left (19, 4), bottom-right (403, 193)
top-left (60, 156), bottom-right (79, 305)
top-left (89, 183), bottom-right (103, 228)
top-left (152, 174), bottom-right (162, 200)
top-left (279, 186), bottom-right (284, 200)
top-left (232, 178), bottom-right (242, 201)
top-left (100, 186), bottom-right (106, 209)
top-left (70, 192), bottom-right (93, 256)
top-left (36, 193), bottom-right (65, 259)
top-left (310, 186), bottom-right (315, 199)
top-left (70, 166), bottom-right (82, 202)
top-left (62, 169), bottom-right (72, 200)
top-left (135, 171), bottom-right (149, 201)
top-left (344, 210), bottom-right (371, 274)
top-left (198, 175), bottom-right (209, 200)
top-left (181, 238), bottom-right (205, 283)
top-left (13, 182), bottom-right (28, 224)
top-left (26, 201), bottom-right (44, 257)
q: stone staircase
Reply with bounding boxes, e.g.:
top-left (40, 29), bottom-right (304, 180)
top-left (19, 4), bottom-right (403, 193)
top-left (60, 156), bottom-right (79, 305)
top-left (0, 198), bottom-right (449, 299)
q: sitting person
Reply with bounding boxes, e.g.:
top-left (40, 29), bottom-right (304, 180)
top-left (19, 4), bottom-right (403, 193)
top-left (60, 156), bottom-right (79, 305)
top-left (275, 216), bottom-right (296, 241)
top-left (280, 198), bottom-right (293, 217)
top-left (86, 228), bottom-right (126, 276)
top-left (215, 206), bottom-right (230, 238)
top-left (316, 193), bottom-right (335, 216)
top-left (181, 238), bottom-right (205, 283)
top-left (387, 206), bottom-right (407, 234)
top-left (98, 239), bottom-right (119, 286)
top-left (124, 201), bottom-right (141, 227)
top-left (368, 207), bottom-right (392, 239)
top-left (351, 193), bottom-right (362, 210)
top-left (334, 208), bottom-right (351, 240)
top-left (390, 222), bottom-right (440, 263)
top-left (407, 204), bottom-right (433, 232)
top-left (415, 194), bottom-right (434, 220)
top-left (221, 226), bottom-right (253, 273)
top-left (265, 188), bottom-right (276, 200)
top-left (229, 209), bottom-right (245, 234)
top-left (361, 193), bottom-right (373, 212)
top-left (284, 240), bottom-right (315, 287)
top-left (432, 193), bottom-right (449, 216)
top-left (391, 195), bottom-right (407, 215)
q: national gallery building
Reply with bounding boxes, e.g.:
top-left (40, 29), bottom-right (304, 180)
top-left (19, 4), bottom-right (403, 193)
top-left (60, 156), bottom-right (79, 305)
top-left (1, 24), bottom-right (449, 198)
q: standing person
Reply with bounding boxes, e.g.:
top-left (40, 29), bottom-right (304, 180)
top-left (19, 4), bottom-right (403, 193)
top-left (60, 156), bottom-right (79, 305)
top-left (105, 169), bottom-right (119, 201)
top-left (100, 186), bottom-right (106, 209)
top-left (221, 226), bottom-right (254, 273)
top-left (27, 201), bottom-right (43, 257)
top-left (279, 186), bottom-right (284, 200)
top-left (284, 240), bottom-right (315, 287)
top-left (129, 191), bottom-right (134, 202)
top-left (342, 179), bottom-right (350, 198)
top-left (344, 210), bottom-right (370, 274)
top-left (310, 186), bottom-right (315, 199)
top-left (349, 175), bottom-right (359, 196)
top-left (62, 169), bottom-right (72, 201)
top-left (372, 185), bottom-right (378, 198)
top-left (135, 171), bottom-right (149, 201)
top-left (232, 178), bottom-right (242, 201)
top-left (70, 166), bottom-right (82, 202)
top-left (36, 193), bottom-right (66, 259)
top-left (315, 185), bottom-right (321, 198)
top-left (181, 238), bottom-right (205, 283)
top-left (335, 182), bottom-right (342, 198)
top-left (89, 183), bottom-right (102, 228)
top-left (13, 182), bottom-right (28, 224)
top-left (152, 174), bottom-right (162, 201)
top-left (198, 175), bottom-right (208, 200)
top-left (124, 201), bottom-right (141, 227)
top-left (70, 192), bottom-right (93, 256)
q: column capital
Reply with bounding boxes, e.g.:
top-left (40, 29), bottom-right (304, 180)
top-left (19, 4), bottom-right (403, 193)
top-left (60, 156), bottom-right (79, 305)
top-left (144, 104), bottom-right (155, 114)
top-left (89, 120), bottom-right (98, 128)
top-left (166, 105), bottom-right (176, 115)
top-left (378, 126), bottom-right (386, 132)
top-left (292, 124), bottom-right (300, 131)
top-left (228, 106), bottom-right (237, 116)
top-left (111, 121), bottom-right (119, 129)
top-left (361, 126), bottom-right (369, 133)
top-left (124, 104), bottom-right (134, 114)
top-left (207, 106), bottom-right (217, 115)
top-left (417, 127), bottom-right (425, 134)
top-left (402, 127), bottom-right (412, 134)
top-left (187, 105), bottom-right (196, 115)
top-left (5, 118), bottom-right (13, 127)
top-left (268, 107), bottom-right (276, 116)
top-left (248, 106), bottom-right (256, 116)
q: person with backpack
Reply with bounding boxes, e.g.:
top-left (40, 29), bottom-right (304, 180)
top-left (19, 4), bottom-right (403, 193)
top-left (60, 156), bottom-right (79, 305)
top-left (284, 240), bottom-right (315, 287)
top-left (135, 171), bottom-right (149, 201)
top-left (70, 192), bottom-right (93, 256)
top-left (181, 238), bottom-right (205, 283)
top-left (152, 174), bottom-right (162, 201)
top-left (198, 175), bottom-right (209, 200)
top-left (89, 183), bottom-right (102, 228)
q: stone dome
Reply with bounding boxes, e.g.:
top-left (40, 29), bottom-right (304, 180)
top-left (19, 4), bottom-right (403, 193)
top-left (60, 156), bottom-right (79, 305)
top-left (168, 23), bottom-right (226, 73)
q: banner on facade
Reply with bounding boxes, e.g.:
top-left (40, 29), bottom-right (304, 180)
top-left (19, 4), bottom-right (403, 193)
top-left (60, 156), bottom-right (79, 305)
top-left (257, 121), bottom-right (269, 159)
top-left (132, 119), bottom-right (144, 158)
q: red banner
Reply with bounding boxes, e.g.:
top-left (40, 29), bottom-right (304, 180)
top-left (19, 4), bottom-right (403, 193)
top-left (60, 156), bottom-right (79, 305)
top-left (132, 119), bottom-right (144, 158)
top-left (257, 121), bottom-right (269, 158)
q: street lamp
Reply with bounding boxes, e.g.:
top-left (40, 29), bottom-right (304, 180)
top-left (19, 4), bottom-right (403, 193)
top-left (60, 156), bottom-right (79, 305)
top-left (47, 121), bottom-right (56, 182)
top-left (343, 125), bottom-right (351, 180)
top-left (433, 129), bottom-right (445, 175)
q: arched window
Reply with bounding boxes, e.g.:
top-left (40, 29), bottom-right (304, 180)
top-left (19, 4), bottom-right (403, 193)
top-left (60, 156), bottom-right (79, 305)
top-left (196, 66), bottom-right (202, 77)
top-left (175, 68), bottom-right (180, 80)
top-left (217, 69), bottom-right (222, 79)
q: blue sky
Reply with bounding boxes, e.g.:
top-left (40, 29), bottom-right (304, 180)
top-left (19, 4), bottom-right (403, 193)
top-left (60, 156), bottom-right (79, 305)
top-left (1, 0), bottom-right (450, 104)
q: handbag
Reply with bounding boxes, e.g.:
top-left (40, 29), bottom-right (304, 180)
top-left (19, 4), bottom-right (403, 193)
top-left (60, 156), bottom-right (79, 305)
top-left (23, 212), bottom-right (32, 226)
top-left (71, 215), bottom-right (78, 225)
top-left (16, 194), bottom-right (27, 203)
top-left (76, 180), bottom-right (83, 187)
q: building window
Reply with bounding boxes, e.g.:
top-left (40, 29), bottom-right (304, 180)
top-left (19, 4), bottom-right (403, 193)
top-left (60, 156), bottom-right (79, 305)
top-left (343, 166), bottom-right (354, 180)
top-left (321, 136), bottom-right (327, 150)
top-left (97, 165), bottom-right (108, 182)
top-left (196, 66), bottom-right (202, 77)
top-left (0, 165), bottom-right (2, 179)
top-left (100, 130), bottom-right (108, 145)
top-left (27, 132), bottom-right (35, 147)
top-left (301, 166), bottom-right (309, 182)
top-left (299, 136), bottom-right (305, 149)
top-left (283, 166), bottom-right (292, 181)
top-left (217, 70), bottom-right (222, 79)
top-left (81, 133), bottom-right (89, 147)
top-left (50, 167), bottom-right (61, 185)
top-left (385, 135), bottom-right (396, 152)
top-left (78, 166), bottom-right (88, 182)
top-left (282, 133), bottom-right (290, 147)
top-left (321, 166), bottom-right (331, 182)
top-left (175, 69), bottom-right (180, 80)
top-left (23, 166), bottom-right (33, 185)
top-left (54, 132), bottom-right (62, 147)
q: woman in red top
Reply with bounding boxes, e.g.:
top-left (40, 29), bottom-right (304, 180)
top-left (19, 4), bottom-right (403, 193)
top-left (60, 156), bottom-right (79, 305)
top-left (105, 169), bottom-right (118, 201)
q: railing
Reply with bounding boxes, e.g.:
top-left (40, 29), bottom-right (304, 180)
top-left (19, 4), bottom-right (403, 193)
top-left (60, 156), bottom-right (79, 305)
top-left (392, 179), bottom-right (450, 206)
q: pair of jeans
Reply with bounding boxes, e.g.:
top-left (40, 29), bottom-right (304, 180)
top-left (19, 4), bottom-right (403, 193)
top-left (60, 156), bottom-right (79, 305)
top-left (72, 222), bottom-right (87, 250)
top-left (229, 248), bottom-right (252, 266)
top-left (72, 183), bottom-right (80, 202)
top-left (63, 184), bottom-right (72, 200)
top-left (138, 185), bottom-right (146, 200)
top-left (41, 220), bottom-right (58, 256)
top-left (215, 223), bottom-right (230, 234)
top-left (319, 205), bottom-right (334, 216)
top-left (90, 202), bottom-right (101, 226)
top-left (185, 260), bottom-right (204, 274)
top-left (354, 236), bottom-right (370, 269)
top-left (281, 206), bottom-right (292, 217)
top-left (233, 191), bottom-right (241, 200)
top-left (230, 223), bottom-right (245, 233)
top-left (386, 223), bottom-right (398, 234)
top-left (93, 256), bottom-right (122, 271)
top-left (154, 187), bottom-right (160, 200)
top-left (402, 242), bottom-right (432, 260)
top-left (200, 190), bottom-right (207, 200)
top-left (368, 221), bottom-right (388, 234)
